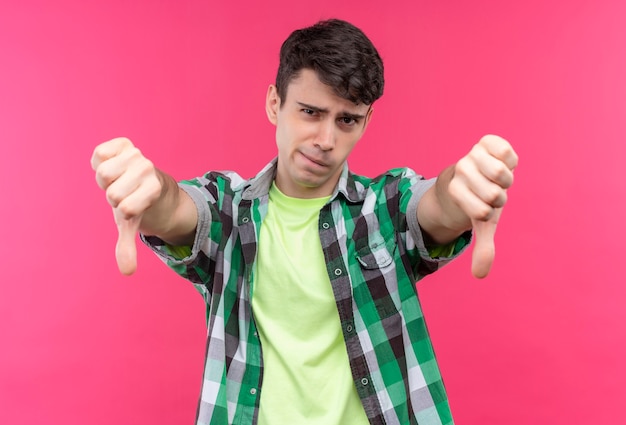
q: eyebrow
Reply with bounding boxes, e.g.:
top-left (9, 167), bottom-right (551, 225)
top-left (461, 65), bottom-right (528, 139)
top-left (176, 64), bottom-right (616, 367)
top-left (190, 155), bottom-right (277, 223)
top-left (296, 102), bottom-right (367, 121)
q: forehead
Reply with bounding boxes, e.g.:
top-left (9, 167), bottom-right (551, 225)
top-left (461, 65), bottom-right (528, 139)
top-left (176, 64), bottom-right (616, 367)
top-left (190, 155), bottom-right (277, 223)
top-left (284, 69), bottom-right (370, 113)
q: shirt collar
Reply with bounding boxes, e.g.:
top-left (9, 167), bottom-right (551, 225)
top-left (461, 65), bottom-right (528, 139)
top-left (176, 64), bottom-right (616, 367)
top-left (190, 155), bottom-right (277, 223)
top-left (242, 158), bottom-right (366, 203)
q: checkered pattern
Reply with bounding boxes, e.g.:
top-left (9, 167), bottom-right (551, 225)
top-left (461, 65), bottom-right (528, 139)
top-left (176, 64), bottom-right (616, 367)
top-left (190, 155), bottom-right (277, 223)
top-left (142, 159), bottom-right (470, 425)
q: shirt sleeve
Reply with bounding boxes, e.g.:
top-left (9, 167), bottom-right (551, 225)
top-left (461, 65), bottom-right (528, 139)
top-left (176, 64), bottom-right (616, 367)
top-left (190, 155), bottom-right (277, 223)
top-left (140, 180), bottom-right (217, 294)
top-left (402, 172), bottom-right (472, 279)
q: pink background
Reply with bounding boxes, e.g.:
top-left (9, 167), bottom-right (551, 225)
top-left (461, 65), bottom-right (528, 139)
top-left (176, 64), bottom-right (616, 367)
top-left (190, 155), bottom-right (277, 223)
top-left (1, 0), bottom-right (625, 423)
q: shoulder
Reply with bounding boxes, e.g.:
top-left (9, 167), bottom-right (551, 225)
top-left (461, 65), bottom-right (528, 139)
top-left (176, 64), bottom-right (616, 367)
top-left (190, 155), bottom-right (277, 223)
top-left (179, 159), bottom-right (276, 199)
top-left (349, 167), bottom-right (425, 191)
top-left (178, 170), bottom-right (248, 197)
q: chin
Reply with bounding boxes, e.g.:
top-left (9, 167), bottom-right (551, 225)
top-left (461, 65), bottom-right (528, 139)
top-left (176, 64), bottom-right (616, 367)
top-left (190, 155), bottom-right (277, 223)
top-left (296, 178), bottom-right (323, 189)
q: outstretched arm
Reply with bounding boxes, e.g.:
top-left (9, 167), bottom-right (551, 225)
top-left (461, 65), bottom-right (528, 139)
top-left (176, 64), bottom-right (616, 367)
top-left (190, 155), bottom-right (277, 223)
top-left (91, 137), bottom-right (198, 275)
top-left (417, 135), bottom-right (519, 278)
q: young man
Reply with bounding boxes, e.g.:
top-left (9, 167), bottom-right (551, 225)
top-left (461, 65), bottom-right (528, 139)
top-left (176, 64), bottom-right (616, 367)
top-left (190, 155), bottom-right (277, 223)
top-left (91, 19), bottom-right (517, 425)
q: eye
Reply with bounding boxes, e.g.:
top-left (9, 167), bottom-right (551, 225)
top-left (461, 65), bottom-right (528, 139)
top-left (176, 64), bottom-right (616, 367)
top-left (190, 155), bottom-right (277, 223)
top-left (301, 108), bottom-right (316, 116)
top-left (339, 116), bottom-right (358, 126)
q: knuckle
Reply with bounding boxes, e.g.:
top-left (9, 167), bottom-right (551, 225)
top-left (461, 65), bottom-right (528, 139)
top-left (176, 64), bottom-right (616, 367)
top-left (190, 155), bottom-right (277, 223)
top-left (129, 145), bottom-right (141, 156)
top-left (127, 148), bottom-right (154, 173)
top-left (116, 201), bottom-right (141, 220)
top-left (489, 190), bottom-right (507, 208)
top-left (140, 158), bottom-right (156, 176)
top-left (485, 187), bottom-right (500, 204)
top-left (478, 134), bottom-right (498, 149)
top-left (511, 152), bottom-right (520, 169)
top-left (499, 191), bottom-right (508, 207)
top-left (106, 189), bottom-right (123, 208)
top-left (481, 134), bottom-right (515, 157)
top-left (474, 205), bottom-right (494, 221)
top-left (96, 165), bottom-right (114, 184)
top-left (491, 162), bottom-right (507, 179)
top-left (112, 136), bottom-right (132, 148)
top-left (124, 146), bottom-right (142, 162)
top-left (492, 142), bottom-right (508, 158)
top-left (454, 157), bottom-right (472, 176)
top-left (92, 144), bottom-right (105, 159)
top-left (482, 134), bottom-right (506, 146)
top-left (91, 146), bottom-right (107, 169)
top-left (468, 143), bottom-right (483, 158)
top-left (490, 163), bottom-right (514, 188)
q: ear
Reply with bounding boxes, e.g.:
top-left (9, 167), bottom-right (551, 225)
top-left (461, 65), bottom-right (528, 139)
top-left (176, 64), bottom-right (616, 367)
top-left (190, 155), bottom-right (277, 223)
top-left (266, 85), bottom-right (280, 126)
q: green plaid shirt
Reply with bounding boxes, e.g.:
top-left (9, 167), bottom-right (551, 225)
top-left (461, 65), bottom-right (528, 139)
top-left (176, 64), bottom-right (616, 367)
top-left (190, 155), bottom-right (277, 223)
top-left (142, 159), bottom-right (469, 425)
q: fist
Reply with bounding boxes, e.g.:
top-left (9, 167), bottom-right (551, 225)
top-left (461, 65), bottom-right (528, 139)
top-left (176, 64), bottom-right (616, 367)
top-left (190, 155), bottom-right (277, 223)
top-left (91, 137), bottom-right (162, 275)
top-left (91, 137), bottom-right (162, 219)
top-left (449, 135), bottom-right (518, 221)
top-left (449, 135), bottom-right (519, 278)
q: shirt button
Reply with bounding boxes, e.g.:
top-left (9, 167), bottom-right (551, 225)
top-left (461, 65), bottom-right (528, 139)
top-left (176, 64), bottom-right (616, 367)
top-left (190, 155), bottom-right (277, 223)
top-left (242, 217), bottom-right (249, 223)
top-left (334, 268), bottom-right (342, 276)
top-left (346, 324), bottom-right (353, 332)
top-left (361, 378), bottom-right (369, 386)
top-left (322, 222), bottom-right (330, 229)
top-left (250, 388), bottom-right (257, 395)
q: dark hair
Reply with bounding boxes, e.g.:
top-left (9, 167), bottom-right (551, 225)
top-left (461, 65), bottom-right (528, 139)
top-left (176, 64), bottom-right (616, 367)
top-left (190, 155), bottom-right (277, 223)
top-left (275, 19), bottom-right (384, 106)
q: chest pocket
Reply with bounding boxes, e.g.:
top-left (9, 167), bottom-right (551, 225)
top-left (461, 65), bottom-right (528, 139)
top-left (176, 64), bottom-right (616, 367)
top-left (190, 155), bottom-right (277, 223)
top-left (354, 232), bottom-right (401, 320)
top-left (355, 232), bottom-right (396, 269)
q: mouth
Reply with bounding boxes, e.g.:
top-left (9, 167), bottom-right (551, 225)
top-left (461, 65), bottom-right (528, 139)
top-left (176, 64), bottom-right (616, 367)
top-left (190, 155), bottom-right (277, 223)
top-left (300, 152), bottom-right (328, 167)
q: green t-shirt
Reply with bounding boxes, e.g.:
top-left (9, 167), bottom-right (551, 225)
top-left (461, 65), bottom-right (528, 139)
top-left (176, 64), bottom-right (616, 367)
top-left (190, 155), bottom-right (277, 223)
top-left (251, 183), bottom-right (369, 425)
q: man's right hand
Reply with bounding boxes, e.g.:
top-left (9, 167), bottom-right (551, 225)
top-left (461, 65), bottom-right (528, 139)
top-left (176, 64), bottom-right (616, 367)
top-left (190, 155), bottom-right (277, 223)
top-left (91, 137), bottom-right (163, 275)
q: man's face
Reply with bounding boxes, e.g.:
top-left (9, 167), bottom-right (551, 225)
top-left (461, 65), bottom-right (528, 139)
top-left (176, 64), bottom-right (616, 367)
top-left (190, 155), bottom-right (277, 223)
top-left (266, 69), bottom-right (373, 199)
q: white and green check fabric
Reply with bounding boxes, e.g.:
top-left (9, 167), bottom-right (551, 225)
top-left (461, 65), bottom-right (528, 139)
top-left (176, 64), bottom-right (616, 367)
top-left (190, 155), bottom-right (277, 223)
top-left (142, 159), bottom-right (470, 425)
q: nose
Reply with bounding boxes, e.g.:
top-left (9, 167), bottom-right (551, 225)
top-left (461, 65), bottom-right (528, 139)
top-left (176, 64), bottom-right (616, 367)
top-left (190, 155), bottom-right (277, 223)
top-left (314, 120), bottom-right (335, 151)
